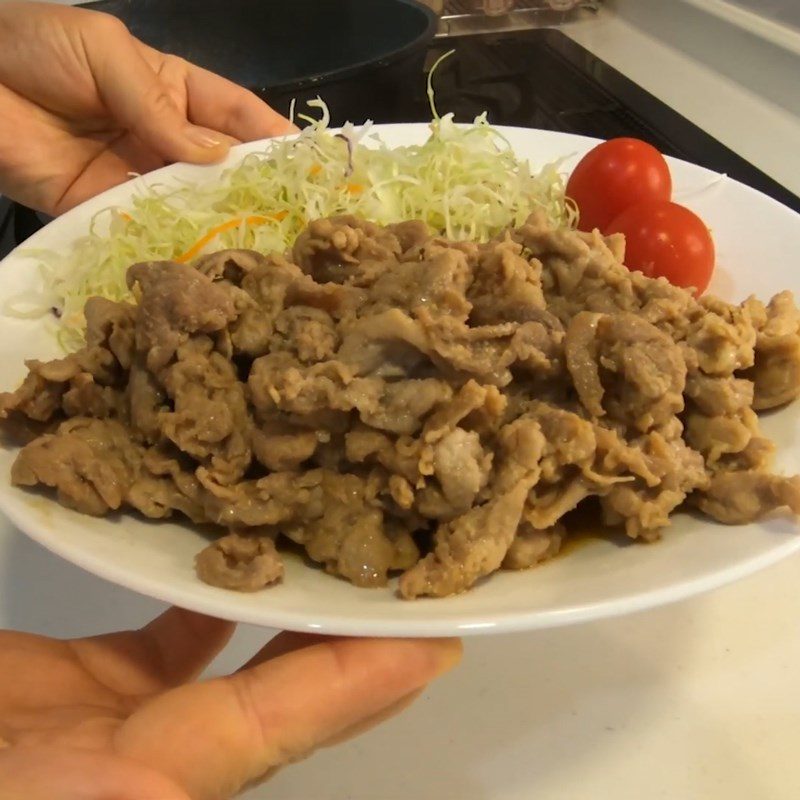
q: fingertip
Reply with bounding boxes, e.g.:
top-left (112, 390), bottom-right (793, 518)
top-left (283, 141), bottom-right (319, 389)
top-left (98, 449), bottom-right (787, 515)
top-left (180, 125), bottom-right (233, 163)
top-left (428, 637), bottom-right (464, 678)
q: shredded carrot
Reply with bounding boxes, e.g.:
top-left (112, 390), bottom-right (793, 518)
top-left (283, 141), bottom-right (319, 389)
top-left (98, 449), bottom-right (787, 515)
top-left (175, 212), bottom-right (288, 263)
top-left (118, 211), bottom-right (133, 222)
top-left (346, 183), bottom-right (365, 195)
top-left (308, 163), bottom-right (322, 177)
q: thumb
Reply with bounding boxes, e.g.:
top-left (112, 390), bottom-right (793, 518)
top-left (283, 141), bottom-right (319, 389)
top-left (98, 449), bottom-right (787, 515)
top-left (83, 15), bottom-right (229, 165)
top-left (113, 637), bottom-right (462, 800)
top-left (0, 745), bottom-right (190, 800)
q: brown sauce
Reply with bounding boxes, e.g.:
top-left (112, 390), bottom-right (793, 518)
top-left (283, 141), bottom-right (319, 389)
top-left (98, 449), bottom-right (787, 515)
top-left (556, 499), bottom-right (631, 558)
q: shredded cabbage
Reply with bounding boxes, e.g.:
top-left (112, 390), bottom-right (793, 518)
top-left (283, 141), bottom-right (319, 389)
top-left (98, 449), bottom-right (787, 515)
top-left (10, 66), bottom-right (576, 351)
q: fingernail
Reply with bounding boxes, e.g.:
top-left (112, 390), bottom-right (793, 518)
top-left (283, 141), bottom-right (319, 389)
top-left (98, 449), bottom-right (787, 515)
top-left (430, 638), bottom-right (463, 677)
top-left (184, 125), bottom-right (223, 148)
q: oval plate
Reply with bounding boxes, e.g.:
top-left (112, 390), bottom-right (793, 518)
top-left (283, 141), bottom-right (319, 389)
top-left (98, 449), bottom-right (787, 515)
top-left (0, 124), bottom-right (798, 636)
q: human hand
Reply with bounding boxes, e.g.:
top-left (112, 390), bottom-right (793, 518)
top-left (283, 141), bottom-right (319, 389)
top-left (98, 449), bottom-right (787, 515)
top-left (0, 607), bottom-right (461, 799)
top-left (0, 1), bottom-right (295, 215)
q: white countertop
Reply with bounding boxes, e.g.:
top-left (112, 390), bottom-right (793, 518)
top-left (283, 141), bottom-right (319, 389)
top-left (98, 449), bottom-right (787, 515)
top-left (2, 3), bottom-right (800, 799)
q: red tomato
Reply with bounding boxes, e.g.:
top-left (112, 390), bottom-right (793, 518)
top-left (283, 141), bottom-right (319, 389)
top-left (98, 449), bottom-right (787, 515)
top-left (605, 200), bottom-right (715, 294)
top-left (567, 138), bottom-right (672, 232)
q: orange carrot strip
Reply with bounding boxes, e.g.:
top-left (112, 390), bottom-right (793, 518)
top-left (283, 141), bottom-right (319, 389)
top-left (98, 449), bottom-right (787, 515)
top-left (176, 212), bottom-right (288, 263)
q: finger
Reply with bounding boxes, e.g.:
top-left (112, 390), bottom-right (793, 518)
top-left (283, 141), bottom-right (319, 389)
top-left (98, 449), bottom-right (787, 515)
top-left (139, 607), bottom-right (236, 685)
top-left (137, 43), bottom-right (297, 141)
top-left (50, 133), bottom-right (162, 215)
top-left (115, 637), bottom-right (462, 800)
top-left (0, 745), bottom-right (190, 800)
top-left (184, 63), bottom-right (298, 140)
top-left (81, 14), bottom-right (230, 164)
top-left (239, 688), bottom-right (425, 793)
top-left (71, 608), bottom-right (235, 697)
top-left (322, 687), bottom-right (424, 748)
top-left (238, 631), bottom-right (328, 670)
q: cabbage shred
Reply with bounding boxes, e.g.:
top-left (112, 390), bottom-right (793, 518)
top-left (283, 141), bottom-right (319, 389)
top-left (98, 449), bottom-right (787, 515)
top-left (11, 96), bottom-right (575, 351)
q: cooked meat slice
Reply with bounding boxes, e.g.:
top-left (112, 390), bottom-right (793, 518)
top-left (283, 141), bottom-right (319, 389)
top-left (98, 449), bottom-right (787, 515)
top-left (432, 427), bottom-right (492, 513)
top-left (748, 334), bottom-right (800, 410)
top-left (292, 215), bottom-right (401, 283)
top-left (600, 484), bottom-right (684, 540)
top-left (695, 471), bottom-right (800, 524)
top-left (588, 425), bottom-right (659, 488)
top-left (399, 411), bottom-right (552, 598)
top-left (399, 478), bottom-right (532, 599)
top-left (159, 342), bottom-right (251, 484)
top-left (422, 380), bottom-right (506, 443)
top-left (127, 472), bottom-right (205, 522)
top-left (717, 435), bottom-right (776, 473)
top-left (684, 407), bottom-right (759, 465)
top-left (251, 423), bottom-right (318, 471)
top-left (362, 247), bottom-right (472, 319)
top-left (523, 404), bottom-right (594, 484)
top-left (388, 220), bottom-right (431, 253)
top-left (357, 379), bottom-right (452, 435)
top-left (195, 531), bottom-right (284, 591)
top-left (503, 522), bottom-right (564, 570)
top-left (11, 418), bottom-right (142, 516)
top-left (61, 373), bottom-right (121, 419)
top-left (337, 309), bottom-right (430, 378)
top-left (742, 291), bottom-right (800, 410)
top-left (127, 356), bottom-right (165, 442)
top-left (0, 367), bottom-right (67, 423)
top-left (564, 312), bottom-right (604, 416)
top-left (272, 306), bottom-right (339, 363)
top-left (199, 469), bottom-right (324, 528)
top-left (0, 347), bottom-right (119, 424)
top-left (249, 350), bottom-right (450, 435)
top-left (468, 237), bottom-right (546, 326)
top-left (525, 478), bottom-right (592, 530)
top-left (345, 427), bottom-right (423, 485)
top-left (225, 255), bottom-right (300, 357)
top-left (684, 373), bottom-right (754, 416)
top-left (685, 294), bottom-right (757, 376)
top-left (193, 249), bottom-right (269, 283)
top-left (566, 311), bottom-right (686, 432)
top-left (84, 297), bottom-right (136, 370)
top-left (600, 432), bottom-right (708, 538)
top-left (127, 260), bottom-right (238, 371)
top-left (284, 472), bottom-right (418, 587)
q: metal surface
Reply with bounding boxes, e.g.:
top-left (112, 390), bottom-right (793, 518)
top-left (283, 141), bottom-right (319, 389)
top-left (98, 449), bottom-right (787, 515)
top-left (443, 0), bottom-right (594, 17)
top-left (438, 0), bottom-right (600, 36)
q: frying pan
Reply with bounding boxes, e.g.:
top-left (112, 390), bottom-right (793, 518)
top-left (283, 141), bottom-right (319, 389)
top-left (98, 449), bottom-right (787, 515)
top-left (83, 0), bottom-right (438, 126)
top-left (8, 0), bottom-right (438, 245)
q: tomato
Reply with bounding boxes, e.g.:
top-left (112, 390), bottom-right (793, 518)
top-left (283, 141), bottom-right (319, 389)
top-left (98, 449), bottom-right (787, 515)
top-left (605, 200), bottom-right (715, 294)
top-left (566, 138), bottom-right (672, 232)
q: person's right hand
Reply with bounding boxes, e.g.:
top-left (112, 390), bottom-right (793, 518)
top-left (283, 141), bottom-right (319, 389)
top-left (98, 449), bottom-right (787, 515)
top-left (0, 607), bottom-right (462, 799)
top-left (0, 1), bottom-right (295, 216)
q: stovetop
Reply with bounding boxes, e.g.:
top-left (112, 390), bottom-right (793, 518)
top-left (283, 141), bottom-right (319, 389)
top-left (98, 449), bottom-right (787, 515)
top-left (2, 27), bottom-right (797, 254)
top-left (396, 29), bottom-right (800, 212)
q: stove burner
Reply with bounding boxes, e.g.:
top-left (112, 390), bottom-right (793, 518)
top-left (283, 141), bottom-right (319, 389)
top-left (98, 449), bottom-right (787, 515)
top-left (416, 30), bottom-right (799, 213)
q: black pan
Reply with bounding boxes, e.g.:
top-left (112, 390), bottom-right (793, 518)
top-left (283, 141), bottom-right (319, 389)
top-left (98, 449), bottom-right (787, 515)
top-left (8, 0), bottom-right (437, 245)
top-left (81, 0), bottom-right (438, 126)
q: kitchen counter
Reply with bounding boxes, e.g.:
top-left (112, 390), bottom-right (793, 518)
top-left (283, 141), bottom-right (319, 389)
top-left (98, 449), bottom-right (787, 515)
top-left (2, 2), bottom-right (800, 799)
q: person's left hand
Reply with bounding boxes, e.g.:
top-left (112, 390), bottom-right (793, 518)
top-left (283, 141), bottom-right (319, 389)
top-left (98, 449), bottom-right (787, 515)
top-left (0, 607), bottom-right (461, 799)
top-left (0, 1), bottom-right (296, 215)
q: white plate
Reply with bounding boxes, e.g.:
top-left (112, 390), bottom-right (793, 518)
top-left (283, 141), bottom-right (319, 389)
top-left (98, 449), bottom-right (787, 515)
top-left (0, 124), bottom-right (798, 637)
